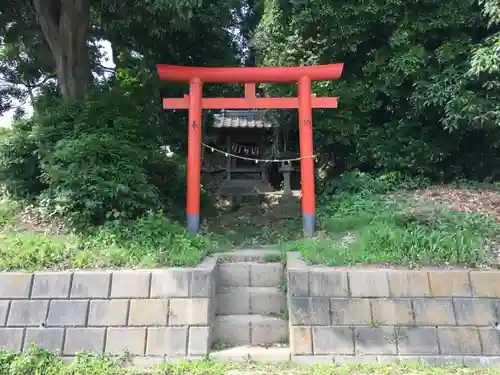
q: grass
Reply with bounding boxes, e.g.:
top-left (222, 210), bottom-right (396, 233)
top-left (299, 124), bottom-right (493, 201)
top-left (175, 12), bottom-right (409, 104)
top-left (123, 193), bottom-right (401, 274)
top-left (0, 198), bottom-right (212, 271)
top-left (2, 346), bottom-right (500, 374)
top-left (2, 169), bottom-right (500, 271)
top-left (285, 174), bottom-right (500, 268)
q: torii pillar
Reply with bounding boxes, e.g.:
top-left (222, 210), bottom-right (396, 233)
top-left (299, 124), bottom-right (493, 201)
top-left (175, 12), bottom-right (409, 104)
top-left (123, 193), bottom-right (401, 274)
top-left (156, 64), bottom-right (344, 237)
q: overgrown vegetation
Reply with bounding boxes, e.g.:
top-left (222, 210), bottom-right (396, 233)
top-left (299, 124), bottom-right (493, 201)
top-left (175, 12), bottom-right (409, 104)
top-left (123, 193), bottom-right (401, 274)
top-left (254, 0), bottom-right (500, 181)
top-left (0, 200), bottom-right (209, 271)
top-left (0, 346), bottom-right (499, 375)
top-left (288, 172), bottom-right (500, 268)
top-left (0, 0), bottom-right (499, 270)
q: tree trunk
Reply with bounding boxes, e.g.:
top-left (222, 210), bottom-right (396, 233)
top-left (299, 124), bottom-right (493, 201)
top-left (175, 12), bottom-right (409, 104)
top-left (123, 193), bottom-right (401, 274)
top-left (32, 0), bottom-right (92, 101)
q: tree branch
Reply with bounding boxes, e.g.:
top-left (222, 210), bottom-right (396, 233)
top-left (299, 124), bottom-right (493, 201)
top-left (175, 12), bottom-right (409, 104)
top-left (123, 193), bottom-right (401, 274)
top-left (96, 64), bottom-right (115, 73)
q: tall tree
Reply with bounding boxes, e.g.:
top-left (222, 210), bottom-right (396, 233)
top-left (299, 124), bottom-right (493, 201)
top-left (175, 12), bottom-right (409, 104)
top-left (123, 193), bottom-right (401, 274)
top-left (26, 0), bottom-right (208, 101)
top-left (31, 0), bottom-right (92, 100)
top-left (253, 0), bottom-right (500, 180)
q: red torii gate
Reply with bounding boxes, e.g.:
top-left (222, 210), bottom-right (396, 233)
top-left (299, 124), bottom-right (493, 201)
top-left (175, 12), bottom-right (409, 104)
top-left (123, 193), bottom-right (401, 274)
top-left (156, 64), bottom-right (344, 237)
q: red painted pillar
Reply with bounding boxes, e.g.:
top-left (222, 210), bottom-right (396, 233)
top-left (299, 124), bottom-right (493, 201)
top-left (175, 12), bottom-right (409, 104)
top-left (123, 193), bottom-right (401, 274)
top-left (298, 76), bottom-right (316, 237)
top-left (186, 77), bottom-right (203, 234)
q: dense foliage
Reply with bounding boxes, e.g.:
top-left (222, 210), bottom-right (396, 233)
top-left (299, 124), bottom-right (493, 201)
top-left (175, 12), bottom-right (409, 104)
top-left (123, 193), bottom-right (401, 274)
top-left (0, 0), bottom-right (499, 244)
top-left (254, 0), bottom-right (500, 182)
top-left (0, 0), bottom-right (242, 228)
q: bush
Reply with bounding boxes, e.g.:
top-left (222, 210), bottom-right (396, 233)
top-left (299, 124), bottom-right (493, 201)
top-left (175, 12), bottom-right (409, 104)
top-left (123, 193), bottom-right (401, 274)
top-left (0, 86), bottom-right (195, 228)
top-left (84, 212), bottom-right (210, 268)
top-left (40, 133), bottom-right (160, 227)
top-left (0, 127), bottom-right (12, 144)
top-left (0, 121), bottom-right (46, 198)
top-left (323, 170), bottom-right (430, 196)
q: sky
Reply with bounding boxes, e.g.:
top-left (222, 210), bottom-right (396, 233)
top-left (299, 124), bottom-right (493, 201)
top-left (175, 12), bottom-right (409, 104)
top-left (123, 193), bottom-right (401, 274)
top-left (0, 41), bottom-right (115, 128)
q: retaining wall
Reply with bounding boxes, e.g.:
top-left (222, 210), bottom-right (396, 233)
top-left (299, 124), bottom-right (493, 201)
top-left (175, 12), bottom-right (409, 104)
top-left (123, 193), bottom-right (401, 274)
top-left (0, 256), bottom-right (217, 362)
top-left (287, 252), bottom-right (500, 366)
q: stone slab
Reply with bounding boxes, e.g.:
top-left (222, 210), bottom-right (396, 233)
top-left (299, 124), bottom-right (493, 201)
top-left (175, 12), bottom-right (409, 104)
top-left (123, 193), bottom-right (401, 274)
top-left (371, 298), bottom-right (413, 326)
top-left (88, 300), bottom-right (128, 326)
top-left (63, 328), bottom-right (105, 355)
top-left (128, 299), bottom-right (168, 326)
top-left (7, 300), bottom-right (49, 326)
top-left (330, 298), bottom-right (371, 325)
top-left (250, 287), bottom-right (285, 315)
top-left (190, 269), bottom-right (213, 297)
top-left (24, 328), bottom-right (64, 353)
top-left (146, 327), bottom-right (188, 357)
top-left (290, 326), bottom-right (312, 355)
top-left (188, 326), bottom-right (210, 356)
top-left (0, 273), bottom-right (32, 298)
top-left (106, 327), bottom-right (146, 355)
top-left (309, 270), bottom-right (349, 297)
top-left (387, 271), bottom-right (431, 297)
top-left (0, 301), bottom-right (9, 325)
top-left (438, 327), bottom-right (481, 355)
top-left (70, 272), bottom-right (111, 298)
top-left (288, 270), bottom-right (309, 297)
top-left (217, 288), bottom-right (250, 315)
top-left (250, 263), bottom-right (283, 287)
top-left (289, 297), bottom-right (329, 325)
top-left (218, 263), bottom-right (250, 287)
top-left (453, 298), bottom-right (499, 326)
top-left (214, 315), bottom-right (250, 346)
top-left (313, 326), bottom-right (354, 355)
top-left (110, 271), bottom-right (151, 298)
top-left (397, 327), bottom-right (439, 355)
top-left (412, 298), bottom-right (455, 325)
top-left (250, 316), bottom-right (288, 346)
top-left (349, 270), bottom-right (389, 297)
top-left (47, 300), bottom-right (88, 326)
top-left (355, 327), bottom-right (397, 355)
top-left (478, 328), bottom-right (500, 356)
top-left (31, 272), bottom-right (71, 299)
top-left (0, 328), bottom-right (24, 353)
top-left (470, 271), bottom-right (500, 297)
top-left (168, 298), bottom-right (209, 325)
top-left (428, 270), bottom-right (471, 297)
top-left (150, 270), bottom-right (190, 298)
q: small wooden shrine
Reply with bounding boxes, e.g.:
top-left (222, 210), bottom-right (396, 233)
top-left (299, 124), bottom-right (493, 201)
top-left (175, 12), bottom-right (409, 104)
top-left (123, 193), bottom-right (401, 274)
top-left (213, 109), bottom-right (276, 183)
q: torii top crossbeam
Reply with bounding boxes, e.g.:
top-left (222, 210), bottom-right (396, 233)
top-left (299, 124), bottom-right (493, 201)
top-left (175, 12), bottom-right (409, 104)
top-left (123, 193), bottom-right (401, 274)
top-left (156, 63), bottom-right (344, 237)
top-left (157, 64), bottom-right (343, 83)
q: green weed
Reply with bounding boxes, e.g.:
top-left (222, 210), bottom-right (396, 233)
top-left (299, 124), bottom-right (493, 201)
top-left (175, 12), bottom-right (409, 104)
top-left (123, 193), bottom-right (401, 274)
top-left (288, 189), bottom-right (500, 268)
top-left (1, 346), bottom-right (500, 374)
top-left (0, 199), bottom-right (211, 271)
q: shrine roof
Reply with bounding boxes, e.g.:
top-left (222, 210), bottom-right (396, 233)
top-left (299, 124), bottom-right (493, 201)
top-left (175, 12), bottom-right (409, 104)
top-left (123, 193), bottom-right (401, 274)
top-left (213, 110), bottom-right (276, 129)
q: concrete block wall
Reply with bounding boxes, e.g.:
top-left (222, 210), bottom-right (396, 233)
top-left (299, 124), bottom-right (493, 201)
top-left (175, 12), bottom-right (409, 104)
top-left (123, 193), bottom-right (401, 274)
top-left (287, 252), bottom-right (500, 365)
top-left (0, 256), bottom-right (217, 360)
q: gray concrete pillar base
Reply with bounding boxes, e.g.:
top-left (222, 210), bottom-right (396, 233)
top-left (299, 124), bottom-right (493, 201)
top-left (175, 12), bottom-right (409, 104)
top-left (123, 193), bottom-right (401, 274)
top-left (187, 213), bottom-right (200, 234)
top-left (303, 213), bottom-right (316, 238)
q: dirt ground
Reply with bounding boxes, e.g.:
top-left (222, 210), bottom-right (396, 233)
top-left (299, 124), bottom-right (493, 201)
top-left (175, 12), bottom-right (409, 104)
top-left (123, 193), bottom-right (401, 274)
top-left (410, 186), bottom-right (500, 221)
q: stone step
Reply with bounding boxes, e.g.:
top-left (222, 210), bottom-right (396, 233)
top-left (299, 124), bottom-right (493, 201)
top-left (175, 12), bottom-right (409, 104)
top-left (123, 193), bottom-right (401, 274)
top-left (213, 314), bottom-right (288, 347)
top-left (213, 248), bottom-right (282, 263)
top-left (217, 286), bottom-right (286, 315)
top-left (209, 345), bottom-right (290, 362)
top-left (217, 262), bottom-right (283, 288)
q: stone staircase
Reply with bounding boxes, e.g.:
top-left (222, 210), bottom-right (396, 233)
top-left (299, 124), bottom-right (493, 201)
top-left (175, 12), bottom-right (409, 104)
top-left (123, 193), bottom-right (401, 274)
top-left (213, 250), bottom-right (288, 348)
